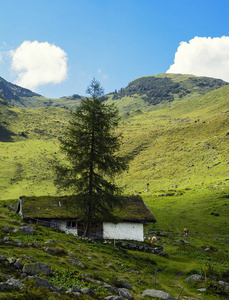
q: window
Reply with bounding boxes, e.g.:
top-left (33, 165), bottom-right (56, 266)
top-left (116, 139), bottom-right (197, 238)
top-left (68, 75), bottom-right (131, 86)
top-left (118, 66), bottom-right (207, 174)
top-left (66, 221), bottom-right (76, 228)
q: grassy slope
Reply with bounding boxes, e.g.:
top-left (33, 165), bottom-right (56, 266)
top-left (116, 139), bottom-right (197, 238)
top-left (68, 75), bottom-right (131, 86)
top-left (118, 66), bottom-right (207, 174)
top-left (116, 85), bottom-right (229, 192)
top-left (0, 190), bottom-right (228, 299)
top-left (0, 84), bottom-right (229, 199)
top-left (0, 104), bottom-right (70, 199)
top-left (106, 73), bottom-right (228, 117)
top-left (0, 75), bottom-right (229, 299)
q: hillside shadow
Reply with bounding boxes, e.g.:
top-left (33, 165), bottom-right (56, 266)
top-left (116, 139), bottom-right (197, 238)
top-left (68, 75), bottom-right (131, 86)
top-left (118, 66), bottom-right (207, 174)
top-left (0, 124), bottom-right (16, 142)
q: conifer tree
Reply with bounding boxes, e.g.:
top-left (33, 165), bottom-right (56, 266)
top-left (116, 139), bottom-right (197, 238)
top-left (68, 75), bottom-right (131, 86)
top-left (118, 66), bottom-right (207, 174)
top-left (55, 79), bottom-right (129, 237)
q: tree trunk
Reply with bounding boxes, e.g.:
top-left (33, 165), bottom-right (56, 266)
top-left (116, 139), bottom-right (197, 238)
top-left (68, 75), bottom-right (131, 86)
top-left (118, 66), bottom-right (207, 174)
top-left (84, 101), bottom-right (95, 237)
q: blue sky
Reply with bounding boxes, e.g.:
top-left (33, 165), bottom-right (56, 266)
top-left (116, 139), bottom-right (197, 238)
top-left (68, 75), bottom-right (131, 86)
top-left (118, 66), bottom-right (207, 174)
top-left (1, 0), bottom-right (229, 98)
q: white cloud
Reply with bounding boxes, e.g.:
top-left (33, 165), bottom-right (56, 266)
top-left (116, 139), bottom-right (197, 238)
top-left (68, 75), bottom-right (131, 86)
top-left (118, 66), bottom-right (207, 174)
top-left (97, 68), bottom-right (108, 80)
top-left (166, 36), bottom-right (229, 82)
top-left (10, 41), bottom-right (68, 91)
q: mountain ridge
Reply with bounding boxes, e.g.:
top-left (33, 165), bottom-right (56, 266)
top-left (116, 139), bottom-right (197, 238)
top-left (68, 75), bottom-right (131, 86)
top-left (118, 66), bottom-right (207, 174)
top-left (1, 73), bottom-right (228, 109)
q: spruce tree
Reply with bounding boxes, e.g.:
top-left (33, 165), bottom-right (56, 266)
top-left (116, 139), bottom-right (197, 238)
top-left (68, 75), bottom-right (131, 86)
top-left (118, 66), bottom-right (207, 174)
top-left (55, 79), bottom-right (129, 237)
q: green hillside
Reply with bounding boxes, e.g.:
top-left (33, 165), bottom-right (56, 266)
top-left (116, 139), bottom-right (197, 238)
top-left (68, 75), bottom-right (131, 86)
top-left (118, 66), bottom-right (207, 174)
top-left (0, 74), bottom-right (229, 299)
top-left (0, 190), bottom-right (228, 299)
top-left (0, 74), bottom-right (229, 199)
top-left (106, 73), bottom-right (228, 117)
top-left (0, 99), bottom-right (70, 199)
top-left (116, 84), bottom-right (229, 193)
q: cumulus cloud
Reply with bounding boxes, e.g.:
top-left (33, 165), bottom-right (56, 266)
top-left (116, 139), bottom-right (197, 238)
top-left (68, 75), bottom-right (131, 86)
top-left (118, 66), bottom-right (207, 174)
top-left (10, 41), bottom-right (68, 91)
top-left (166, 36), bottom-right (229, 82)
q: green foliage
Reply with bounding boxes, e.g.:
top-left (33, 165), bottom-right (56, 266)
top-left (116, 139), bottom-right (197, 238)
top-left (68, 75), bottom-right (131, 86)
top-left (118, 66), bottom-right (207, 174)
top-left (113, 76), bottom-right (177, 104)
top-left (207, 279), bottom-right (229, 297)
top-left (111, 74), bottom-right (228, 106)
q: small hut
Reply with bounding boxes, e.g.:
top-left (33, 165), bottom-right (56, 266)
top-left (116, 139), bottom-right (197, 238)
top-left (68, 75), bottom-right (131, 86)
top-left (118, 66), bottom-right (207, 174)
top-left (17, 195), bottom-right (156, 241)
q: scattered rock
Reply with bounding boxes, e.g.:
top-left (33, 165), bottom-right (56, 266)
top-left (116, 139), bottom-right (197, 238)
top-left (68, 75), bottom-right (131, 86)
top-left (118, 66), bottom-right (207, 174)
top-left (116, 279), bottom-right (132, 290)
top-left (13, 238), bottom-right (21, 243)
top-left (118, 288), bottom-right (133, 299)
top-left (118, 242), bottom-right (164, 254)
top-left (7, 257), bottom-right (16, 264)
top-left (184, 274), bottom-right (201, 282)
top-left (3, 237), bottom-right (10, 242)
top-left (3, 226), bottom-right (13, 233)
top-left (218, 280), bottom-right (229, 291)
top-left (32, 277), bottom-right (55, 289)
top-left (81, 287), bottom-right (95, 297)
top-left (24, 255), bottom-right (35, 261)
top-left (105, 296), bottom-right (124, 300)
top-left (4, 240), bottom-right (14, 245)
top-left (125, 269), bottom-right (139, 274)
top-left (59, 286), bottom-right (67, 293)
top-left (44, 241), bottom-right (55, 246)
top-left (181, 240), bottom-right (190, 246)
top-left (197, 288), bottom-right (206, 292)
top-left (44, 247), bottom-right (57, 255)
top-left (14, 258), bottom-right (23, 269)
top-left (85, 277), bottom-right (101, 284)
top-left (72, 285), bottom-right (81, 293)
top-left (142, 289), bottom-right (173, 299)
top-left (101, 285), bottom-right (118, 293)
top-left (66, 287), bottom-right (81, 296)
top-left (69, 258), bottom-right (85, 268)
top-left (20, 273), bottom-right (27, 279)
top-left (107, 263), bottom-right (114, 268)
top-left (0, 277), bottom-right (25, 291)
top-left (23, 262), bottom-right (51, 276)
top-left (16, 225), bottom-right (34, 235)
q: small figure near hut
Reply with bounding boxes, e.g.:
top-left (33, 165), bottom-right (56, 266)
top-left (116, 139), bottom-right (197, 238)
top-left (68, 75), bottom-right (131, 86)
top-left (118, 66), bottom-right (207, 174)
top-left (183, 228), bottom-right (189, 237)
top-left (151, 236), bottom-right (157, 244)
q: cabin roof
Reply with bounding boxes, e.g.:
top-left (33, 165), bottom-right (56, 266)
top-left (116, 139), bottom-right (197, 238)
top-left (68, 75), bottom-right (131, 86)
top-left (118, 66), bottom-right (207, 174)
top-left (19, 195), bottom-right (156, 223)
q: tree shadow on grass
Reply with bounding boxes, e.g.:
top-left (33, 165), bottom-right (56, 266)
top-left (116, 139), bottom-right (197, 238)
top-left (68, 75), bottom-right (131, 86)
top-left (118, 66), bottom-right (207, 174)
top-left (0, 124), bottom-right (16, 142)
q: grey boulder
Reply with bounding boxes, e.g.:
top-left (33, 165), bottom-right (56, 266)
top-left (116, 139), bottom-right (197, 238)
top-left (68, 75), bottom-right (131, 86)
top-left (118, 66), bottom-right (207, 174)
top-left (142, 289), bottom-right (173, 299)
top-left (23, 262), bottom-right (51, 276)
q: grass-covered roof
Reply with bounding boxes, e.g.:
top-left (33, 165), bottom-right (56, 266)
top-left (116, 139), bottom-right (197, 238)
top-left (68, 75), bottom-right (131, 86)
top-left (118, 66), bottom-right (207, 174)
top-left (20, 195), bottom-right (156, 223)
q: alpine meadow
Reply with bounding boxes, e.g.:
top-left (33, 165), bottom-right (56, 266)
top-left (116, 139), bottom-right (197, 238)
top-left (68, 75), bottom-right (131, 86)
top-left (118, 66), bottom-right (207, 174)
top-left (0, 73), bottom-right (229, 300)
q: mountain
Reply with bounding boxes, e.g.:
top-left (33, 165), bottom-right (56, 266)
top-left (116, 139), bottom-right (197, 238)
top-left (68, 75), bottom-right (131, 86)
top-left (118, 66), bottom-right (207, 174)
top-left (0, 76), bottom-right (41, 107)
top-left (106, 73), bottom-right (229, 117)
top-left (111, 74), bottom-right (228, 104)
top-left (0, 73), bottom-right (229, 199)
top-left (0, 76), bottom-right (83, 109)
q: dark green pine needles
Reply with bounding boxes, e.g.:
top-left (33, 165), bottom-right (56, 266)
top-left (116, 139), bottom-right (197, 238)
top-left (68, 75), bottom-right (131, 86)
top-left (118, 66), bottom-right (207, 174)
top-left (55, 79), bottom-right (130, 237)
